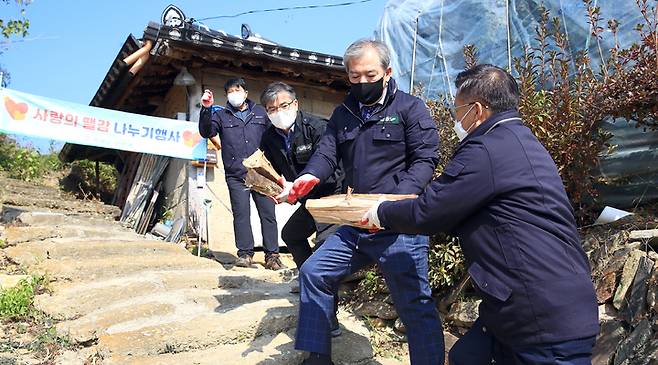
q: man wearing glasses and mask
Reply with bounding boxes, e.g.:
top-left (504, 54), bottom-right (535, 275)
top-left (260, 82), bottom-right (344, 277)
top-left (363, 64), bottom-right (599, 364)
top-left (259, 81), bottom-right (345, 336)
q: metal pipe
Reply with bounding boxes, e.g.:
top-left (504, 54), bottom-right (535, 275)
top-left (123, 40), bottom-right (153, 66)
top-left (128, 52), bottom-right (150, 75)
top-left (506, 0), bottom-right (512, 71)
top-left (95, 161), bottom-right (101, 200)
top-left (410, 14), bottom-right (420, 92)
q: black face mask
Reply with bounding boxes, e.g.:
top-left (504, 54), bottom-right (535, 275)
top-left (350, 77), bottom-right (385, 105)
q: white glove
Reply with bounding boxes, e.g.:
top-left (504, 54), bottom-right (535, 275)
top-left (361, 197), bottom-right (385, 230)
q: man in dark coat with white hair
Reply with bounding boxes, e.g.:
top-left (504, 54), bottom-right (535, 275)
top-left (288, 39), bottom-right (445, 365)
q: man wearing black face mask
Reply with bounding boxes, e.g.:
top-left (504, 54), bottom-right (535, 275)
top-left (288, 39), bottom-right (444, 365)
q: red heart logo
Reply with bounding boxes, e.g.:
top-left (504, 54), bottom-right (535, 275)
top-left (182, 130), bottom-right (202, 147)
top-left (4, 96), bottom-right (28, 121)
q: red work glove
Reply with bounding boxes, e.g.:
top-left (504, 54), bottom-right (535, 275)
top-left (201, 89), bottom-right (214, 108)
top-left (288, 174), bottom-right (320, 204)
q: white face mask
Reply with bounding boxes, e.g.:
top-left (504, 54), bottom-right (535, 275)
top-left (452, 104), bottom-right (476, 142)
top-left (227, 91), bottom-right (246, 108)
top-left (269, 108), bottom-right (297, 130)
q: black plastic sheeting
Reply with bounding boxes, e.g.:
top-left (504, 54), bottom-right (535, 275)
top-left (377, 0), bottom-right (657, 208)
top-left (596, 119), bottom-right (658, 209)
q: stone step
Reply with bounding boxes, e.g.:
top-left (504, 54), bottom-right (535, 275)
top-left (15, 211), bottom-right (68, 226)
top-left (2, 195), bottom-right (120, 216)
top-left (95, 298), bottom-right (297, 357)
top-left (101, 331), bottom-right (303, 365)
top-left (32, 254), bottom-right (222, 283)
top-left (36, 268), bottom-right (290, 320)
top-left (4, 225), bottom-right (140, 245)
top-left (56, 285), bottom-right (293, 344)
top-left (11, 210), bottom-right (123, 227)
top-left (6, 239), bottom-right (189, 266)
top-left (99, 313), bottom-right (387, 365)
top-left (0, 180), bottom-right (63, 194)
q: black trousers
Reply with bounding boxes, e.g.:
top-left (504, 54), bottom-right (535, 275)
top-left (226, 175), bottom-right (279, 257)
top-left (281, 205), bottom-right (338, 269)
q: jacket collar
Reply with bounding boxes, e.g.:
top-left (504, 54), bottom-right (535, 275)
top-left (343, 78), bottom-right (398, 117)
top-left (461, 109), bottom-right (522, 143)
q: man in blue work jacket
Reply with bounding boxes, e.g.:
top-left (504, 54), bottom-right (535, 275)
top-left (198, 78), bottom-right (284, 270)
top-left (363, 64), bottom-right (599, 364)
top-left (287, 39), bottom-right (445, 365)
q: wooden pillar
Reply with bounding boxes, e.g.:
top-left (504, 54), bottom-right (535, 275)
top-left (95, 160), bottom-right (101, 200)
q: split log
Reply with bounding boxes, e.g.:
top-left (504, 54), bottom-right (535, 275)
top-left (306, 188), bottom-right (416, 227)
top-left (245, 169), bottom-right (283, 197)
top-left (243, 149), bottom-right (282, 184)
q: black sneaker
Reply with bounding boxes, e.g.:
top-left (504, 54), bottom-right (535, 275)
top-left (301, 352), bottom-right (334, 365)
top-left (264, 254), bottom-right (287, 271)
top-left (234, 255), bottom-right (255, 268)
top-left (330, 314), bottom-right (342, 337)
top-left (289, 277), bottom-right (300, 293)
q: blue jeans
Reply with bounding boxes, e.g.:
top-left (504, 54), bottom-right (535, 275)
top-left (448, 319), bottom-right (596, 365)
top-left (295, 226), bottom-right (444, 365)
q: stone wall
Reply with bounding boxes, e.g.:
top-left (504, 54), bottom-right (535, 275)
top-left (586, 227), bottom-right (658, 365)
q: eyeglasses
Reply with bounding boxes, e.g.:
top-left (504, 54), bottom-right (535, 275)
top-left (449, 102), bottom-right (489, 119)
top-left (449, 102), bottom-right (476, 119)
top-left (266, 99), bottom-right (296, 114)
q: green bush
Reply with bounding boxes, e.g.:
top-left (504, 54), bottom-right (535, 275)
top-left (428, 235), bottom-right (465, 291)
top-left (352, 268), bottom-right (389, 299)
top-left (0, 136), bottom-right (63, 181)
top-left (0, 278), bottom-right (35, 319)
top-left (61, 159), bottom-right (118, 202)
top-left (514, 1), bottom-right (656, 223)
top-left (419, 0), bottom-right (658, 291)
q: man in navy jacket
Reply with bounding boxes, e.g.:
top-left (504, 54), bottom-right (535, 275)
top-left (363, 64), bottom-right (599, 364)
top-left (287, 39), bottom-right (445, 365)
top-left (198, 78), bottom-right (283, 270)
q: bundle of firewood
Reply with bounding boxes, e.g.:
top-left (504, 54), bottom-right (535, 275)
top-left (243, 149), bottom-right (283, 197)
top-left (306, 188), bottom-right (416, 227)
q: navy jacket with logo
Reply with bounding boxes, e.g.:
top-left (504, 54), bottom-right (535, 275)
top-left (378, 110), bottom-right (599, 346)
top-left (302, 78), bottom-right (439, 194)
top-left (198, 99), bottom-right (270, 178)
top-left (260, 110), bottom-right (343, 200)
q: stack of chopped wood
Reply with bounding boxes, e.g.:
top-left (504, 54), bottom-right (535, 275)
top-left (306, 188), bottom-right (416, 227)
top-left (242, 149), bottom-right (283, 197)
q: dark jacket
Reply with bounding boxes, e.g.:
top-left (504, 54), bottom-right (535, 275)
top-left (302, 78), bottom-right (439, 194)
top-left (199, 99), bottom-right (270, 178)
top-left (378, 110), bottom-right (599, 346)
top-left (261, 110), bottom-right (343, 199)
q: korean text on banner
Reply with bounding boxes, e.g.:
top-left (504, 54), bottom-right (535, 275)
top-left (0, 88), bottom-right (206, 160)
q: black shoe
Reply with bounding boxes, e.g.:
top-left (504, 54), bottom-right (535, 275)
top-left (301, 352), bottom-right (334, 365)
top-left (264, 254), bottom-right (287, 270)
top-left (330, 314), bottom-right (342, 337)
top-left (289, 277), bottom-right (300, 293)
top-left (234, 255), bottom-right (255, 268)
